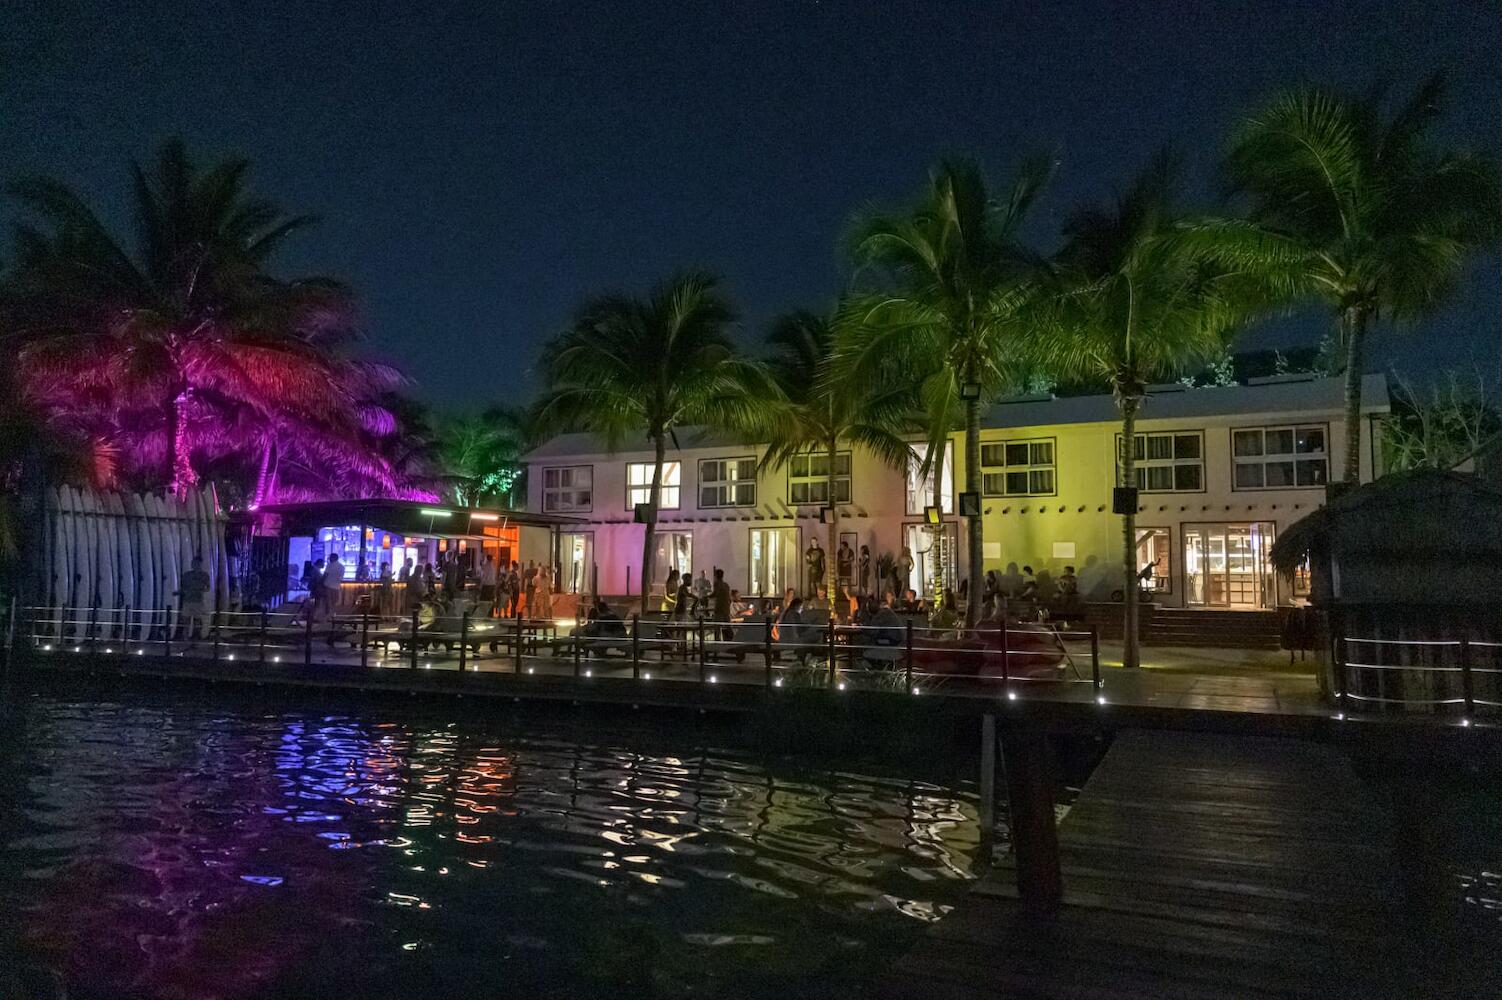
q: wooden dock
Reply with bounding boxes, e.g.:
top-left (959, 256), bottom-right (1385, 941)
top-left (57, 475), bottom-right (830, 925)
top-left (877, 730), bottom-right (1407, 999)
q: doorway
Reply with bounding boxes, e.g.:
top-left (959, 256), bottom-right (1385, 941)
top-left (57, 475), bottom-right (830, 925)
top-left (1183, 523), bottom-right (1277, 609)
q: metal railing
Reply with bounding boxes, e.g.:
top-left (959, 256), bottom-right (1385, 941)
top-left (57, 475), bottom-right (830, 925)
top-left (7, 596), bottom-right (1103, 702)
top-left (1335, 634), bottom-right (1502, 719)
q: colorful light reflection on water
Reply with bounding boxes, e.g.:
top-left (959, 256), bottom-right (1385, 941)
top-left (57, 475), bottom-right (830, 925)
top-left (0, 695), bottom-right (983, 998)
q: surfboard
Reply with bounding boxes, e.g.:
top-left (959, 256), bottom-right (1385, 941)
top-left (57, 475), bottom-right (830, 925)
top-left (127, 491), bottom-right (150, 639)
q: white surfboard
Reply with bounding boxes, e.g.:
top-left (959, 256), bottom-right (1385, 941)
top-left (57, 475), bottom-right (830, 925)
top-left (93, 490), bottom-right (116, 635)
top-left (126, 492), bottom-right (149, 639)
top-left (210, 484), bottom-right (229, 613)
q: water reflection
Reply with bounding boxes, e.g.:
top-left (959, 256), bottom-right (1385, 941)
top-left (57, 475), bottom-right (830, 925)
top-left (0, 695), bottom-right (981, 998)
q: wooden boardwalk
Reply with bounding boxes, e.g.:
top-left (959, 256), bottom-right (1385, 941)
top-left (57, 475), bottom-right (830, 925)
top-left (877, 730), bottom-right (1406, 999)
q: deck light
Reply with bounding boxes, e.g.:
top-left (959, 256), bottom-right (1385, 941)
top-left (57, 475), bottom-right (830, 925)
top-left (837, 681), bottom-right (846, 691)
top-left (708, 675), bottom-right (718, 684)
top-left (912, 686), bottom-right (921, 695)
top-left (1007, 690), bottom-right (1017, 700)
top-left (643, 671), bottom-right (652, 680)
top-left (584, 668), bottom-right (592, 678)
top-left (136, 649), bottom-right (144, 656)
top-left (773, 677), bottom-right (782, 687)
top-left (1461, 718), bottom-right (1472, 728)
top-left (1096, 695), bottom-right (1107, 705)
top-left (273, 655), bottom-right (281, 662)
top-left (73, 646), bottom-right (81, 653)
top-left (423, 662), bottom-right (432, 670)
top-left (42, 644), bottom-right (52, 651)
top-left (418, 508), bottom-right (451, 518)
top-left (104, 648), bottom-right (113, 654)
top-left (527, 666), bottom-right (535, 674)
top-left (226, 653), bottom-right (234, 660)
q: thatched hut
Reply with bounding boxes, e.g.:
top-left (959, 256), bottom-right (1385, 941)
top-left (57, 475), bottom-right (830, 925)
top-left (1271, 470), bottom-right (1502, 713)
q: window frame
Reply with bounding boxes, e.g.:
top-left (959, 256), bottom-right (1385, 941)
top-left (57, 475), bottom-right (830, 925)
top-left (624, 460), bottom-right (682, 511)
top-left (697, 455), bottom-right (758, 509)
top-left (979, 436), bottom-right (1058, 498)
top-left (786, 450), bottom-right (853, 506)
top-left (1229, 422), bottom-right (1331, 492)
top-left (542, 464), bottom-right (594, 513)
top-left (1115, 430), bottom-right (1206, 494)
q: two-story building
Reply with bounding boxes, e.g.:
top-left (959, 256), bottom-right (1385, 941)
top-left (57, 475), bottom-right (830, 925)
top-left (523, 372), bottom-right (1389, 611)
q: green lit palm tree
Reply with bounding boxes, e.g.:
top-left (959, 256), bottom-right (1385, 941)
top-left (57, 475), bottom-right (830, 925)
top-left (1206, 75), bottom-right (1502, 483)
top-left (538, 273), bottom-right (777, 613)
top-left (842, 157), bottom-right (1051, 625)
top-left (7, 138), bottom-right (395, 498)
top-left (436, 405), bottom-right (535, 507)
top-left (1041, 154), bottom-right (1257, 668)
top-left (761, 310), bottom-right (917, 604)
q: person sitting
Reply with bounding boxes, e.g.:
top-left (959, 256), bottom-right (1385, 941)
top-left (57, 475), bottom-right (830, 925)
top-left (582, 597), bottom-right (627, 640)
top-left (863, 593), bottom-right (904, 667)
top-left (774, 596), bottom-right (809, 657)
top-left (930, 589), bottom-right (960, 634)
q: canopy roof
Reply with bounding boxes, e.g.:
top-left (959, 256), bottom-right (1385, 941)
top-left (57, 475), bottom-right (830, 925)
top-left (247, 499), bottom-right (583, 539)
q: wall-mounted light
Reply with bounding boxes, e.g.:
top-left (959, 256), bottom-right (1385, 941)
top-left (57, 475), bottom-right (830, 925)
top-left (960, 382), bottom-right (982, 401)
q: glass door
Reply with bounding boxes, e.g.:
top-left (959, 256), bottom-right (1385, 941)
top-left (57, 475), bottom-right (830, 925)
top-left (559, 532), bottom-right (593, 595)
top-left (905, 522), bottom-right (958, 601)
top-left (749, 527), bottom-right (799, 598)
top-left (1183, 524), bottom-right (1277, 609)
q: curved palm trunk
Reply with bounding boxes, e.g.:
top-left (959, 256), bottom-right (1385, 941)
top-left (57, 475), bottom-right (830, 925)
top-left (1340, 307), bottom-right (1369, 484)
top-left (251, 439), bottom-right (279, 507)
top-left (929, 437), bottom-right (947, 609)
top-left (964, 398), bottom-right (983, 628)
top-left (826, 435), bottom-right (839, 616)
top-left (638, 433), bottom-right (666, 615)
top-left (1119, 393), bottom-right (1142, 669)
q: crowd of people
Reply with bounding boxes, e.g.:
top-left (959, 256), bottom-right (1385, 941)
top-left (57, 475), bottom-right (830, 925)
top-left (294, 551), bottom-right (561, 623)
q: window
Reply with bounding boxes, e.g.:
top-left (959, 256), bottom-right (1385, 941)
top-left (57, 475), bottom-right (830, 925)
top-left (980, 439), bottom-right (1056, 497)
top-left (626, 461), bottom-right (680, 510)
top-left (1117, 432), bottom-right (1203, 492)
top-left (652, 531), bottom-right (693, 585)
top-left (788, 451), bottom-right (852, 505)
top-left (699, 457), bottom-right (757, 508)
top-left (905, 447), bottom-right (954, 515)
top-left (1135, 528), bottom-right (1171, 594)
top-left (1232, 425), bottom-right (1329, 490)
top-left (543, 466), bottom-right (592, 513)
top-left (749, 527), bottom-right (799, 597)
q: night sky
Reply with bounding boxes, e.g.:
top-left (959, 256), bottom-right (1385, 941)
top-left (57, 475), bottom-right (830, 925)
top-left (5, 1), bottom-right (1499, 412)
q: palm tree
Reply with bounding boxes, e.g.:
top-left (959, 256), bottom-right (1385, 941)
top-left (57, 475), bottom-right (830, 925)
top-left (436, 405), bottom-right (535, 507)
top-left (1212, 75), bottom-right (1502, 483)
top-left (538, 273), bottom-right (776, 613)
top-left (843, 157), bottom-right (1051, 625)
top-left (1042, 154), bottom-right (1256, 668)
top-left (760, 310), bottom-right (916, 604)
top-left (7, 138), bottom-right (400, 499)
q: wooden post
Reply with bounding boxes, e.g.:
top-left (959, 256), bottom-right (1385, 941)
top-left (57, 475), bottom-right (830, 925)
top-left (1460, 636), bottom-right (1475, 718)
top-left (513, 612), bottom-right (523, 673)
top-left (697, 618), bottom-right (707, 683)
top-left (211, 611), bottom-right (220, 663)
top-left (905, 620), bottom-right (914, 692)
top-left (1000, 731), bottom-right (1063, 912)
top-left (978, 713), bottom-right (997, 836)
top-left (259, 609), bottom-right (268, 665)
top-left (1090, 627), bottom-right (1102, 692)
top-left (1000, 618), bottom-right (1011, 696)
top-left (827, 619), bottom-right (837, 688)
top-left (574, 615), bottom-right (583, 677)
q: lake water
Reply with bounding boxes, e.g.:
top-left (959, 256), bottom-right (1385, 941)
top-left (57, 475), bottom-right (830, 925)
top-left (0, 691), bottom-right (984, 999)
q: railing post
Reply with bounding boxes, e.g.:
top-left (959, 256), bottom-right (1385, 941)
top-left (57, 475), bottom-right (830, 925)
top-left (304, 606), bottom-right (313, 667)
top-left (211, 611), bottom-right (221, 663)
top-left (3, 595), bottom-right (15, 675)
top-left (827, 619), bottom-right (837, 688)
top-left (1460, 636), bottom-right (1475, 718)
top-left (698, 618), bottom-right (707, 683)
top-left (459, 611), bottom-right (469, 673)
top-left (360, 609), bottom-right (370, 669)
top-left (87, 599), bottom-right (99, 654)
top-left (1000, 618), bottom-right (1011, 696)
top-left (514, 612), bottom-right (523, 673)
top-left (905, 620), bottom-right (914, 692)
top-left (1090, 627), bottom-right (1102, 693)
top-left (410, 610), bottom-right (419, 670)
top-left (121, 603), bottom-right (131, 655)
top-left (763, 614), bottom-right (773, 688)
top-left (165, 603), bottom-right (174, 659)
top-left (259, 609), bottom-right (268, 665)
top-left (574, 615), bottom-right (583, 677)
top-left (631, 614), bottom-right (641, 679)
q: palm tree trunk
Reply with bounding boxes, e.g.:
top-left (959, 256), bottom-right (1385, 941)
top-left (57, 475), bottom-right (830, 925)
top-left (1340, 307), bottom-right (1368, 484)
top-left (638, 432), bottom-right (666, 615)
top-left (826, 434), bottom-right (839, 613)
top-left (964, 397), bottom-right (983, 628)
top-left (929, 437), bottom-right (947, 608)
top-left (1119, 393), bottom-right (1142, 669)
top-left (166, 387), bottom-right (196, 498)
top-left (251, 440), bottom-right (278, 508)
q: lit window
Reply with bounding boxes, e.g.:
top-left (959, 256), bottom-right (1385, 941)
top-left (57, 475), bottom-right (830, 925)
top-left (788, 452), bottom-right (852, 505)
top-left (1232, 426), bottom-right (1328, 490)
top-left (543, 466), bottom-right (592, 513)
top-left (1117, 432), bottom-right (1203, 492)
top-left (698, 457), bottom-right (757, 508)
top-left (981, 439), bottom-right (1056, 497)
top-left (627, 462), bottom-right (680, 510)
top-left (1134, 528), bottom-right (1171, 593)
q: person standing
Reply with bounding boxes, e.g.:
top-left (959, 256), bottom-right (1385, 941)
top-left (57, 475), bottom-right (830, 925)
top-left (479, 555), bottom-right (498, 613)
top-left (805, 540), bottom-right (826, 595)
top-left (523, 561), bottom-right (538, 618)
top-left (836, 540), bottom-right (854, 590)
top-left (673, 574), bottom-right (696, 621)
top-left (176, 556), bottom-right (212, 641)
top-left (319, 553), bottom-right (345, 620)
top-left (897, 546), bottom-right (914, 595)
top-left (537, 562), bottom-right (554, 619)
top-left (662, 568), bottom-right (681, 615)
top-left (858, 545), bottom-right (871, 595)
top-left (711, 568), bottom-right (732, 641)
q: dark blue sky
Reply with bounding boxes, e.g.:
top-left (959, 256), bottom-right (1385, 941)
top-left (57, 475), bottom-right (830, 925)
top-left (5, 1), bottom-right (1499, 411)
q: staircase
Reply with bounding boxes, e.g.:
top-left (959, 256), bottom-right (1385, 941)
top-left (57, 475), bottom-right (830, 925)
top-left (1147, 607), bottom-right (1282, 649)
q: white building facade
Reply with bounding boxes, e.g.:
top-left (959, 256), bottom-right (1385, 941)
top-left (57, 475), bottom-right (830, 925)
top-left (524, 373), bottom-right (1388, 611)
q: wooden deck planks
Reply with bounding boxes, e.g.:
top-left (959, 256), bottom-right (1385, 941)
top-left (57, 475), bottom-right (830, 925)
top-left (877, 729), bottom-right (1406, 999)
